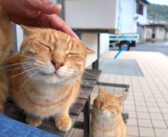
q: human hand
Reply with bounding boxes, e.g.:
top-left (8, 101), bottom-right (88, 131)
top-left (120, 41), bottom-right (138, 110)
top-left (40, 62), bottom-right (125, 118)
top-left (2, 0), bottom-right (79, 40)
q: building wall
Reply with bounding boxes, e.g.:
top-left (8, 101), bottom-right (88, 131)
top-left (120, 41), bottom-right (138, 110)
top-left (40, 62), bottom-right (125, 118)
top-left (145, 26), bottom-right (167, 41)
top-left (136, 1), bottom-right (148, 42)
top-left (145, 27), bottom-right (152, 41)
top-left (155, 27), bottom-right (166, 41)
top-left (137, 25), bottom-right (146, 42)
top-left (117, 0), bottom-right (137, 33)
top-left (136, 4), bottom-right (148, 25)
top-left (117, 0), bottom-right (148, 34)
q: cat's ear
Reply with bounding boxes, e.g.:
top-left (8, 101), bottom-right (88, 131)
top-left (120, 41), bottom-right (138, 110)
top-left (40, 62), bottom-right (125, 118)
top-left (118, 93), bottom-right (128, 104)
top-left (98, 87), bottom-right (105, 95)
top-left (21, 25), bottom-right (39, 36)
top-left (84, 46), bottom-right (95, 54)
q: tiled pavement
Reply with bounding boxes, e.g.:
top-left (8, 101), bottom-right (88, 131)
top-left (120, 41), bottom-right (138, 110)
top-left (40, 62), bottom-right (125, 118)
top-left (69, 51), bottom-right (168, 137)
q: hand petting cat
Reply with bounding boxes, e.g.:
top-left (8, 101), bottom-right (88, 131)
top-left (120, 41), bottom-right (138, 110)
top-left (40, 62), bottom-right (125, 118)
top-left (1, 0), bottom-right (79, 40)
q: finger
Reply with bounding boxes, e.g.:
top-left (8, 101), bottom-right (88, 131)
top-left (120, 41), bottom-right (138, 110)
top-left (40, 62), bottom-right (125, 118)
top-left (28, 0), bottom-right (62, 14)
top-left (23, 14), bottom-right (80, 41)
top-left (50, 15), bottom-right (80, 40)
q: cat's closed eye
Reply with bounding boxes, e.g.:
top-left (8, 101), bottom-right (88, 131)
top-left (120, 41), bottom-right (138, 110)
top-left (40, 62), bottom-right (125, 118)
top-left (67, 51), bottom-right (80, 56)
top-left (38, 39), bottom-right (53, 50)
top-left (106, 105), bottom-right (113, 109)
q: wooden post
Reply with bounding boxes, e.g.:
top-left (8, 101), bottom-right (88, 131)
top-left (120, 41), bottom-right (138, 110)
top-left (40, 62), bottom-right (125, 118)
top-left (83, 96), bottom-right (90, 137)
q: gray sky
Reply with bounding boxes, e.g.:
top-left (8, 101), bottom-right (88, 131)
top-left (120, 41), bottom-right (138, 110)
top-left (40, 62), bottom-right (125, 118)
top-left (148, 0), bottom-right (168, 5)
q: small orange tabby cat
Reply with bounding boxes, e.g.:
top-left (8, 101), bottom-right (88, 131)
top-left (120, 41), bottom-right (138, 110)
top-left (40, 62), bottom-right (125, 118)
top-left (6, 26), bottom-right (94, 131)
top-left (0, 0), bottom-right (12, 113)
top-left (91, 87), bottom-right (127, 137)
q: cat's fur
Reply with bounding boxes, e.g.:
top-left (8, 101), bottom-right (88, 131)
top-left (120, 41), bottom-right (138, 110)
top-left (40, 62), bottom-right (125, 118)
top-left (91, 87), bottom-right (127, 137)
top-left (6, 26), bottom-right (94, 131)
top-left (0, 0), bottom-right (12, 113)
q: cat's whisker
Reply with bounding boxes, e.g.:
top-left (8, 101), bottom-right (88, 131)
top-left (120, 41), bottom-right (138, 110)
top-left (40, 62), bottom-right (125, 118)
top-left (2, 62), bottom-right (34, 69)
top-left (33, 63), bottom-right (47, 69)
top-left (4, 65), bottom-right (34, 72)
top-left (6, 65), bottom-right (39, 72)
top-left (31, 60), bottom-right (46, 66)
top-left (3, 62), bottom-right (46, 71)
top-left (19, 55), bottom-right (46, 65)
top-left (1, 64), bottom-right (23, 70)
top-left (18, 55), bottom-right (35, 60)
top-left (35, 67), bottom-right (48, 72)
top-left (60, 70), bottom-right (73, 74)
top-left (15, 55), bottom-right (46, 67)
top-left (59, 70), bottom-right (73, 75)
top-left (24, 64), bottom-right (49, 74)
top-left (33, 64), bottom-right (50, 71)
top-left (20, 63), bottom-right (49, 72)
top-left (5, 66), bottom-right (23, 71)
top-left (1, 65), bottom-right (31, 71)
top-left (11, 67), bottom-right (37, 78)
top-left (63, 72), bottom-right (73, 76)
top-left (20, 70), bottom-right (39, 90)
top-left (36, 61), bottom-right (46, 65)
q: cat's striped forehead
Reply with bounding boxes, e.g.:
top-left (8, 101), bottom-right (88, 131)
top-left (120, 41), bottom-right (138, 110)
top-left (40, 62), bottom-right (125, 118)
top-left (35, 30), bottom-right (84, 53)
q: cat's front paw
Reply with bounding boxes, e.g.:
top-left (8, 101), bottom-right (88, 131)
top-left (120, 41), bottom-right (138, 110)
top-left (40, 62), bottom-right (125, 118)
top-left (26, 116), bottom-right (42, 127)
top-left (55, 115), bottom-right (72, 131)
top-left (0, 105), bottom-right (4, 113)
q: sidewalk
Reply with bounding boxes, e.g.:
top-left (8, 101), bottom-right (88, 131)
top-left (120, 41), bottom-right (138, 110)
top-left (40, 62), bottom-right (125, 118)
top-left (69, 51), bottom-right (168, 137)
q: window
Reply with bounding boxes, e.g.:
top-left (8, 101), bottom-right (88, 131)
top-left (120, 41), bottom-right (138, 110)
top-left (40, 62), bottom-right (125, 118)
top-left (137, 1), bottom-right (144, 15)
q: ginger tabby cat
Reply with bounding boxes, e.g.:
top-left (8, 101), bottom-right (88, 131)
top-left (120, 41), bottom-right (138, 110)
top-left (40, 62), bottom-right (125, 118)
top-left (6, 26), bottom-right (94, 131)
top-left (0, 0), bottom-right (12, 113)
top-left (91, 87), bottom-right (127, 137)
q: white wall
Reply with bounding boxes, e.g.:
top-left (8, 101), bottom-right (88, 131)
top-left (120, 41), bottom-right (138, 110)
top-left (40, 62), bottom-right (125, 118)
top-left (117, 0), bottom-right (137, 33)
top-left (137, 25), bottom-right (145, 42)
top-left (155, 27), bottom-right (166, 41)
top-left (137, 5), bottom-right (148, 25)
top-left (81, 33), bottom-right (98, 67)
top-left (145, 27), bottom-right (152, 41)
top-left (15, 25), bottom-right (23, 50)
top-left (100, 34), bottom-right (109, 56)
top-left (82, 33), bottom-right (109, 67)
top-left (65, 0), bottom-right (118, 29)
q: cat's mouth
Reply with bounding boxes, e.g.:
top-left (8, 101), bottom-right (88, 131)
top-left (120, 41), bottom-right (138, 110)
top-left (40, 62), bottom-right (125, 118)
top-left (39, 71), bottom-right (60, 77)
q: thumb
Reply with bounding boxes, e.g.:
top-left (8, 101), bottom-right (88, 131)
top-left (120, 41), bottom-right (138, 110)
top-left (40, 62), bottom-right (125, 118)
top-left (28, 0), bottom-right (62, 14)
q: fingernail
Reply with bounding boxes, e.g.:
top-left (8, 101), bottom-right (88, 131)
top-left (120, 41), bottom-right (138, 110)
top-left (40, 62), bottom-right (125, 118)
top-left (51, 4), bottom-right (62, 9)
top-left (57, 4), bottom-right (62, 9)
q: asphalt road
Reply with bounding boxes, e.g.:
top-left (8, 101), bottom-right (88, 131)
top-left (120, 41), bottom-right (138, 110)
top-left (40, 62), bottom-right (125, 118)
top-left (130, 41), bottom-right (168, 56)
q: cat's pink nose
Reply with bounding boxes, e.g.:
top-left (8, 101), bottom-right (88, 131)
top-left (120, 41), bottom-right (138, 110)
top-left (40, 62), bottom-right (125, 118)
top-left (51, 61), bottom-right (64, 71)
top-left (100, 106), bottom-right (106, 111)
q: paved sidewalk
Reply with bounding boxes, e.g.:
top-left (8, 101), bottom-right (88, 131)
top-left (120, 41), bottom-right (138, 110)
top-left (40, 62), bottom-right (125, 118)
top-left (131, 41), bottom-right (168, 56)
top-left (69, 51), bottom-right (168, 137)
